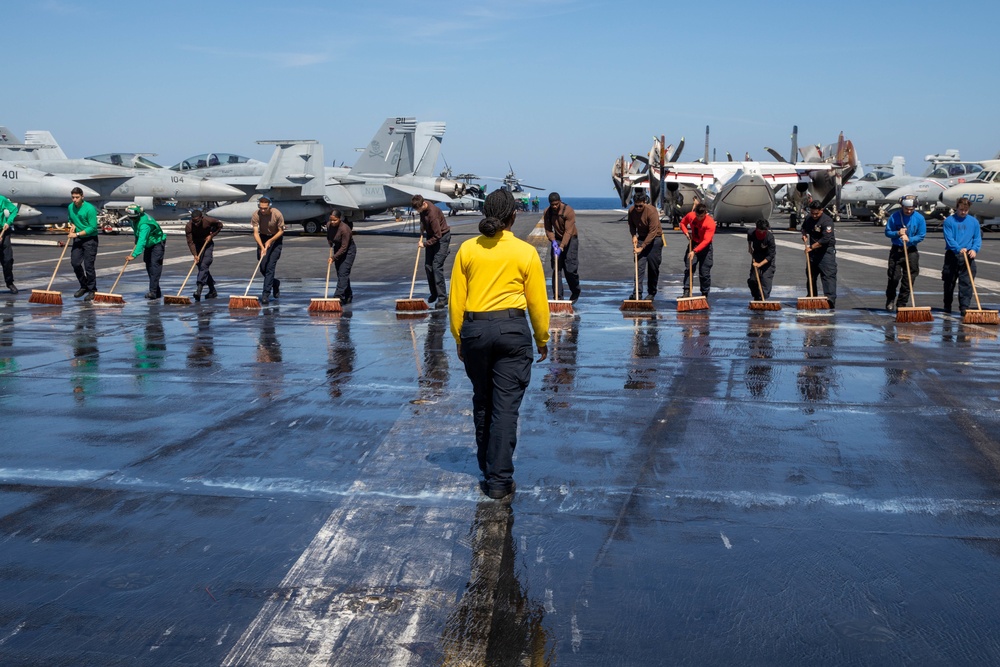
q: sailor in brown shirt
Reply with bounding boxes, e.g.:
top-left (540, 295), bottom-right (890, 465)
top-left (326, 209), bottom-right (356, 303)
top-left (185, 209), bottom-right (223, 301)
top-left (250, 195), bottom-right (285, 305)
top-left (412, 194), bottom-right (451, 308)
top-left (542, 192), bottom-right (580, 302)
top-left (627, 193), bottom-right (663, 300)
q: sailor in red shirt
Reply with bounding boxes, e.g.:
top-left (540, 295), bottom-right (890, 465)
top-left (678, 203), bottom-right (716, 297)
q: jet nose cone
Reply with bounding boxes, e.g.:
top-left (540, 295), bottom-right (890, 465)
top-left (200, 179), bottom-right (245, 200)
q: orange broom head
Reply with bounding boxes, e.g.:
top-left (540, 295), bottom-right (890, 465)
top-left (229, 295), bottom-right (261, 310)
top-left (962, 309), bottom-right (999, 325)
top-left (92, 292), bottom-right (125, 305)
top-left (395, 298), bottom-right (429, 311)
top-left (896, 306), bottom-right (933, 323)
top-left (550, 300), bottom-right (574, 316)
top-left (28, 290), bottom-right (63, 305)
top-left (308, 297), bottom-right (342, 313)
top-left (749, 300), bottom-right (781, 311)
top-left (163, 295), bottom-right (192, 306)
top-left (677, 296), bottom-right (709, 312)
top-left (620, 299), bottom-right (654, 312)
top-left (796, 297), bottom-right (830, 310)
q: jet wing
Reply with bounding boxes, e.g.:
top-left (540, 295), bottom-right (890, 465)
top-left (384, 184), bottom-right (454, 203)
top-left (322, 186), bottom-right (360, 210)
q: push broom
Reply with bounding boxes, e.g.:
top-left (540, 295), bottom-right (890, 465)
top-left (92, 257), bottom-right (129, 305)
top-left (895, 243), bottom-right (932, 323)
top-left (308, 247), bottom-right (342, 314)
top-left (621, 241), bottom-right (653, 313)
top-left (395, 236), bottom-right (429, 311)
top-left (677, 235), bottom-right (708, 311)
top-left (797, 241), bottom-right (830, 310)
top-left (164, 237), bottom-right (210, 306)
top-left (550, 243), bottom-right (574, 316)
top-left (28, 228), bottom-right (71, 305)
top-left (229, 254), bottom-right (264, 310)
top-left (961, 251), bottom-right (998, 325)
top-left (749, 264), bottom-right (780, 311)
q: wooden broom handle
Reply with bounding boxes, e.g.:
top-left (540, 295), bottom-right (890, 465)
top-left (902, 242), bottom-right (916, 308)
top-left (408, 236), bottom-right (423, 300)
top-left (175, 237), bottom-right (212, 297)
top-left (44, 228), bottom-right (74, 291)
top-left (963, 250), bottom-right (983, 310)
top-left (243, 254), bottom-right (265, 297)
top-left (324, 247), bottom-right (333, 299)
top-left (634, 239), bottom-right (640, 297)
top-left (687, 234), bottom-right (694, 295)
top-left (107, 258), bottom-right (130, 294)
top-left (754, 264), bottom-right (765, 301)
top-left (804, 241), bottom-right (815, 298)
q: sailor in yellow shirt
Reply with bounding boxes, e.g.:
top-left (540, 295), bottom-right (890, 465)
top-left (449, 189), bottom-right (549, 500)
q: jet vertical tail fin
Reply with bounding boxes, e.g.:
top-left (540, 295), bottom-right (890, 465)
top-left (24, 131), bottom-right (68, 160)
top-left (255, 140), bottom-right (326, 197)
top-left (891, 156), bottom-right (906, 176)
top-left (348, 117), bottom-right (416, 177)
top-left (413, 122), bottom-right (446, 177)
top-left (0, 127), bottom-right (23, 145)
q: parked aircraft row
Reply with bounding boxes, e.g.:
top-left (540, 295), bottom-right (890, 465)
top-left (615, 129), bottom-right (1000, 226)
top-left (0, 118), bottom-right (513, 232)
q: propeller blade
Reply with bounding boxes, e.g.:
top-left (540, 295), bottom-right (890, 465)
top-left (669, 137), bottom-right (685, 163)
top-left (765, 147), bottom-right (788, 163)
top-left (726, 152), bottom-right (734, 162)
top-left (791, 125), bottom-right (798, 165)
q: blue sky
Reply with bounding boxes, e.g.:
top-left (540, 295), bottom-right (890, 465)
top-left (8, 1), bottom-right (1000, 196)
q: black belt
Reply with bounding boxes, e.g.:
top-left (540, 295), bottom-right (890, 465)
top-left (464, 308), bottom-right (526, 322)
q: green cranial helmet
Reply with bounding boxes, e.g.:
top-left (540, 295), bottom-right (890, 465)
top-left (125, 204), bottom-right (144, 218)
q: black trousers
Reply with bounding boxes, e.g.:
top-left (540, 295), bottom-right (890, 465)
top-left (460, 314), bottom-right (533, 493)
top-left (196, 240), bottom-right (216, 288)
top-left (0, 231), bottom-right (12, 286)
top-left (425, 232), bottom-right (450, 301)
top-left (942, 249), bottom-right (976, 312)
top-left (886, 246), bottom-right (919, 307)
top-left (333, 242), bottom-right (356, 299)
top-left (806, 248), bottom-right (837, 306)
top-left (71, 236), bottom-right (99, 291)
top-left (748, 262), bottom-right (775, 300)
top-left (258, 241), bottom-right (282, 297)
top-left (548, 235), bottom-right (580, 297)
top-left (143, 241), bottom-right (165, 295)
top-left (636, 236), bottom-right (662, 297)
top-left (683, 244), bottom-right (713, 295)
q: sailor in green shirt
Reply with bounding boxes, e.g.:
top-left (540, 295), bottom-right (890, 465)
top-left (124, 204), bottom-right (166, 299)
top-left (0, 194), bottom-right (19, 293)
top-left (68, 186), bottom-right (100, 300)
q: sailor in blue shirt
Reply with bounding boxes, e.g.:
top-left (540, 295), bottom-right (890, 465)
top-left (883, 197), bottom-right (926, 311)
top-left (941, 197), bottom-right (982, 314)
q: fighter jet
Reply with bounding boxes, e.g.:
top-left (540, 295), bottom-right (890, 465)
top-left (0, 127), bottom-right (245, 222)
top-left (0, 161), bottom-right (99, 227)
top-left (884, 156), bottom-right (987, 210)
top-left (939, 159), bottom-right (1000, 221)
top-left (207, 118), bottom-right (466, 230)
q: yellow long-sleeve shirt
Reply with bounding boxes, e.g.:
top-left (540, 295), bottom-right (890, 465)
top-left (449, 230), bottom-right (550, 347)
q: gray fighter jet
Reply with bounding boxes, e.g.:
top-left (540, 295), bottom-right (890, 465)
top-left (939, 158), bottom-right (1000, 221)
top-left (0, 127), bottom-right (245, 222)
top-left (207, 118), bottom-right (466, 230)
top-left (0, 161), bottom-right (99, 226)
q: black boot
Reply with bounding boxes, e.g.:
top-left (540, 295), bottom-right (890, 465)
top-left (206, 285), bottom-right (218, 299)
top-left (194, 284), bottom-right (203, 302)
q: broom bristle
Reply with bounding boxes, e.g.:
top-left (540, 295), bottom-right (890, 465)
top-left (962, 309), bottom-right (999, 325)
top-left (550, 300), bottom-right (574, 316)
top-left (620, 299), bottom-right (654, 312)
top-left (28, 290), bottom-right (62, 305)
top-left (677, 296), bottom-right (709, 312)
top-left (163, 296), bottom-right (192, 306)
top-left (395, 298), bottom-right (429, 311)
top-left (229, 296), bottom-right (260, 310)
top-left (896, 307), bottom-right (933, 323)
top-left (92, 292), bottom-right (125, 305)
top-left (749, 300), bottom-right (782, 311)
top-left (308, 298), bottom-right (342, 313)
top-left (796, 297), bottom-right (830, 310)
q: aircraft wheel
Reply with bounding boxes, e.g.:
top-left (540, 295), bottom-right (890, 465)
top-left (302, 219), bottom-right (320, 234)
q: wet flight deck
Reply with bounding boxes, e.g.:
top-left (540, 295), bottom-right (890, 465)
top-left (2, 212), bottom-right (1000, 665)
